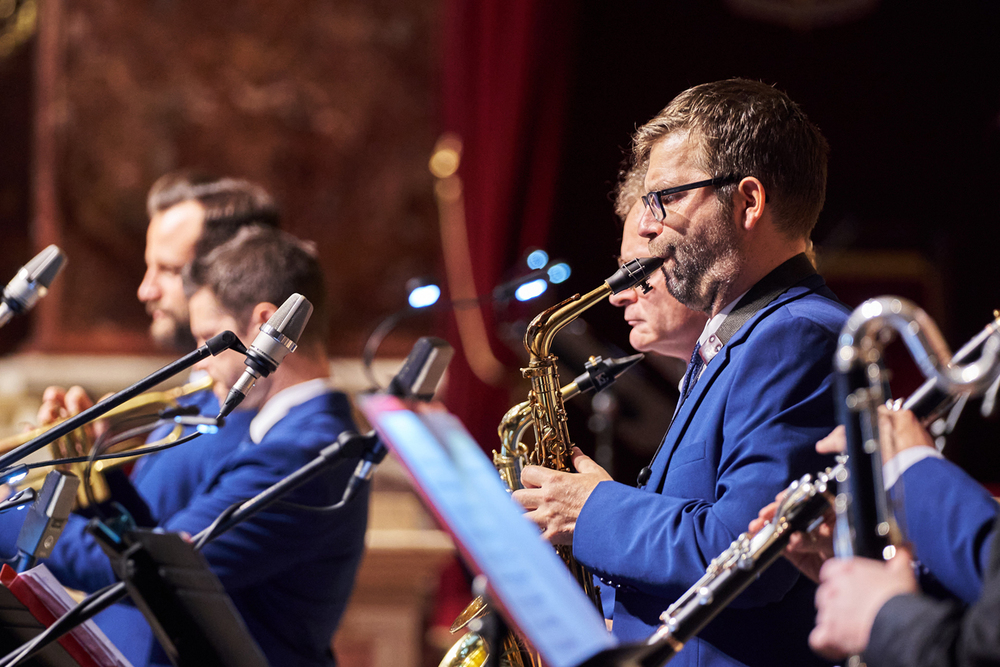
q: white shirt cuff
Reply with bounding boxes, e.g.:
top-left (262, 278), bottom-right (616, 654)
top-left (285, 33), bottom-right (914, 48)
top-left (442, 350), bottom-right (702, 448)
top-left (883, 445), bottom-right (943, 490)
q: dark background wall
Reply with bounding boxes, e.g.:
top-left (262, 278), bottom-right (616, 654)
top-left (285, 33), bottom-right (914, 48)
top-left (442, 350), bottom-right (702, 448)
top-left (2, 0), bottom-right (999, 482)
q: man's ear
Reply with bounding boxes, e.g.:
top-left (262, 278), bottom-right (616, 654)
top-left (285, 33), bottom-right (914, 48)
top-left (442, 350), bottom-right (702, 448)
top-left (732, 177), bottom-right (767, 231)
top-left (249, 302), bottom-right (278, 329)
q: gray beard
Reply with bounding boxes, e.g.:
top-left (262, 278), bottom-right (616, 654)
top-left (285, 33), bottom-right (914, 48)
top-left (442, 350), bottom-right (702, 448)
top-left (654, 215), bottom-right (742, 315)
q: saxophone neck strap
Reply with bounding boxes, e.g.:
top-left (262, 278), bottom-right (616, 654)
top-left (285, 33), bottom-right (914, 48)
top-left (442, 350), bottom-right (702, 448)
top-left (713, 252), bottom-right (818, 346)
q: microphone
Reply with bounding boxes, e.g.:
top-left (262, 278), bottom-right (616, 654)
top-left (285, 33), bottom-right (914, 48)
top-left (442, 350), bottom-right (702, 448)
top-left (218, 293), bottom-right (313, 418)
top-left (15, 471), bottom-right (80, 571)
top-left (340, 337), bottom-right (455, 505)
top-left (386, 336), bottom-right (455, 401)
top-left (0, 245), bottom-right (67, 328)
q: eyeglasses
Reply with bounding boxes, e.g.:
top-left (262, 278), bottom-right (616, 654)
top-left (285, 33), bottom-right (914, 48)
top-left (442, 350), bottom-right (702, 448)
top-left (641, 175), bottom-right (739, 222)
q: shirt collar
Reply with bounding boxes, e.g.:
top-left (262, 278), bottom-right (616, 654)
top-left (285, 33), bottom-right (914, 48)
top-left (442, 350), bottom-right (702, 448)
top-left (696, 289), bottom-right (749, 365)
top-left (248, 377), bottom-right (336, 444)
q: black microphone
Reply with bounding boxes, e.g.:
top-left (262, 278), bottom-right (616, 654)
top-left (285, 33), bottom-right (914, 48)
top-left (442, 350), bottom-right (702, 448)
top-left (340, 337), bottom-right (455, 505)
top-left (218, 293), bottom-right (313, 418)
top-left (0, 245), bottom-right (67, 328)
top-left (15, 471), bottom-right (80, 571)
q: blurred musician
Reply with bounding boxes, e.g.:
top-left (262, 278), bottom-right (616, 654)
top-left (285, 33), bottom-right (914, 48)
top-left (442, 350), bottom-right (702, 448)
top-left (0, 172), bottom-right (280, 664)
top-left (144, 225), bottom-right (366, 667)
top-left (514, 79), bottom-right (847, 667)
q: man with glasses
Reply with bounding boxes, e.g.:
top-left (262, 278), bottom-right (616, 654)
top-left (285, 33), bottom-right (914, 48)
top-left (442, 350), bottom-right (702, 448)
top-left (515, 79), bottom-right (846, 667)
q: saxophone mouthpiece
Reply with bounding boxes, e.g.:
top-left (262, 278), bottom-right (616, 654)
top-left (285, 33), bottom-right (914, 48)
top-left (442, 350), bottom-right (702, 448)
top-left (606, 257), bottom-right (664, 295)
top-left (571, 353), bottom-right (645, 394)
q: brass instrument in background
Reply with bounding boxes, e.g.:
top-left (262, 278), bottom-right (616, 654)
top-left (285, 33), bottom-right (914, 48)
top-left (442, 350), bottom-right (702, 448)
top-left (638, 301), bottom-right (1000, 664)
top-left (441, 257), bottom-right (663, 667)
top-left (1, 375), bottom-right (214, 506)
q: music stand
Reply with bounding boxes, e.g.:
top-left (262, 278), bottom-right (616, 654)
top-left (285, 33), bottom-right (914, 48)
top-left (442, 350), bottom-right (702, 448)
top-left (360, 394), bottom-right (619, 667)
top-left (114, 530), bottom-right (268, 667)
top-left (0, 585), bottom-right (80, 667)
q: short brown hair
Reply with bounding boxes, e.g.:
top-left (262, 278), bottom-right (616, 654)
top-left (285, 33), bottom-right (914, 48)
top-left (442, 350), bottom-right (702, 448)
top-left (633, 79), bottom-right (828, 239)
top-left (147, 171), bottom-right (280, 256)
top-left (613, 155), bottom-right (649, 222)
top-left (184, 226), bottom-right (328, 346)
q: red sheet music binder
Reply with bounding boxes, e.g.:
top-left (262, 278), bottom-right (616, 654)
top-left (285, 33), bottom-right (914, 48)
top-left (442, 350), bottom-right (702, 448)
top-left (0, 564), bottom-right (132, 667)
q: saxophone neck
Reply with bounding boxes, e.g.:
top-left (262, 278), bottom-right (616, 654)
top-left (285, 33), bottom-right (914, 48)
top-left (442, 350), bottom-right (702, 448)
top-left (524, 284), bottom-right (612, 361)
top-left (522, 256), bottom-right (664, 361)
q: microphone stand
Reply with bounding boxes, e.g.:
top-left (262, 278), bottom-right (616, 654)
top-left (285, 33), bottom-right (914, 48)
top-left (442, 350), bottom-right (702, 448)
top-left (0, 331), bottom-right (244, 474)
top-left (192, 429), bottom-right (378, 546)
top-left (0, 429), bottom-right (379, 667)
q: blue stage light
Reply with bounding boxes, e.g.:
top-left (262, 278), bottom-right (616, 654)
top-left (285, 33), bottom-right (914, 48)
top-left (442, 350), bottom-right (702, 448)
top-left (515, 278), bottom-right (548, 302)
top-left (408, 284), bottom-right (441, 309)
top-left (547, 263), bottom-right (571, 284)
top-left (0, 464), bottom-right (28, 485)
top-left (526, 249), bottom-right (549, 270)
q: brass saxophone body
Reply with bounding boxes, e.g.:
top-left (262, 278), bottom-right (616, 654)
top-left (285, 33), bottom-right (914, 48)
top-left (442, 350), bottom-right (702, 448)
top-left (519, 283), bottom-right (624, 607)
top-left (442, 257), bottom-right (663, 667)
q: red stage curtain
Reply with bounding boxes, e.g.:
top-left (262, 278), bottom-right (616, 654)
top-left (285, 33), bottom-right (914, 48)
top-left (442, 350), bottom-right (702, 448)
top-left (438, 0), bottom-right (575, 450)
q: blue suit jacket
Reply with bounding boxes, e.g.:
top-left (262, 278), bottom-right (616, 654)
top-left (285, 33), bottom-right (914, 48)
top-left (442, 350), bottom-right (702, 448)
top-left (575, 275), bottom-right (847, 667)
top-left (897, 456), bottom-right (998, 604)
top-left (149, 390), bottom-right (369, 667)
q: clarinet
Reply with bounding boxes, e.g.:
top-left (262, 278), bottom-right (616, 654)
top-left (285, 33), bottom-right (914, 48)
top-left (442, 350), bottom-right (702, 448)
top-left (833, 297), bottom-right (1000, 559)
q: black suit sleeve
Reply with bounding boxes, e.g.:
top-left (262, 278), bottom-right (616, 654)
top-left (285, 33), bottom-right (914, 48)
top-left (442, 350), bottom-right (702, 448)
top-left (865, 528), bottom-right (1000, 667)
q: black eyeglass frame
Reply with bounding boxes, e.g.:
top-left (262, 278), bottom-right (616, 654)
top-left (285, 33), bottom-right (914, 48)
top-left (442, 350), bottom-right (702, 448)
top-left (641, 175), bottom-right (740, 222)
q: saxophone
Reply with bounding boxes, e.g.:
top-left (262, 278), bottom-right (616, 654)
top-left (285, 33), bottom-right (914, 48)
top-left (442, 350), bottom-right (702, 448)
top-left (441, 257), bottom-right (663, 667)
top-left (635, 300), bottom-right (1000, 664)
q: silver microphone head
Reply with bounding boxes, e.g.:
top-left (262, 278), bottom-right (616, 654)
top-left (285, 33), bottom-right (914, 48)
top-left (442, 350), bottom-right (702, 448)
top-left (0, 245), bottom-right (67, 327)
top-left (24, 245), bottom-right (67, 289)
top-left (248, 293), bottom-right (314, 376)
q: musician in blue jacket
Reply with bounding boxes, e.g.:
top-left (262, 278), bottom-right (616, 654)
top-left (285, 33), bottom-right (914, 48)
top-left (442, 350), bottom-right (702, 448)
top-left (751, 407), bottom-right (998, 605)
top-left (514, 79), bottom-right (845, 667)
top-left (884, 412), bottom-right (997, 604)
top-left (112, 225), bottom-right (364, 667)
top-left (0, 173), bottom-right (277, 664)
top-left (154, 225), bottom-right (369, 667)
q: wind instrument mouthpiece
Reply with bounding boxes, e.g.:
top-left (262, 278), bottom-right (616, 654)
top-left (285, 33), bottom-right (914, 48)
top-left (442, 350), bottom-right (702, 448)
top-left (606, 256), bottom-right (664, 295)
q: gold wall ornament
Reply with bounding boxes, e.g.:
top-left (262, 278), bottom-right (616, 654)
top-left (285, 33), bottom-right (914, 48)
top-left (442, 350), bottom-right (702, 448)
top-left (0, 0), bottom-right (36, 60)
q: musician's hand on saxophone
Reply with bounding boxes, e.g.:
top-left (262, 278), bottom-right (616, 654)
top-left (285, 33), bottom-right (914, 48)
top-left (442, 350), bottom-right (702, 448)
top-left (809, 546), bottom-right (917, 661)
top-left (512, 447), bottom-right (612, 545)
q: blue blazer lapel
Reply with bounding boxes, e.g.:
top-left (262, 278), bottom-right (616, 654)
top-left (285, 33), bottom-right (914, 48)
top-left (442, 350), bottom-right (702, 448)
top-left (643, 281), bottom-right (825, 493)
top-left (645, 341), bottom-right (730, 491)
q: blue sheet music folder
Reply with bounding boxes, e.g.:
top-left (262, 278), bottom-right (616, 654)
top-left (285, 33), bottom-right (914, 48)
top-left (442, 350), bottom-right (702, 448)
top-left (360, 395), bottom-right (616, 667)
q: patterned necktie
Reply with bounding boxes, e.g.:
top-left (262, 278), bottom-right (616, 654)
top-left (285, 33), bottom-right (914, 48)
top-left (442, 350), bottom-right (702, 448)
top-left (679, 341), bottom-right (704, 406)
